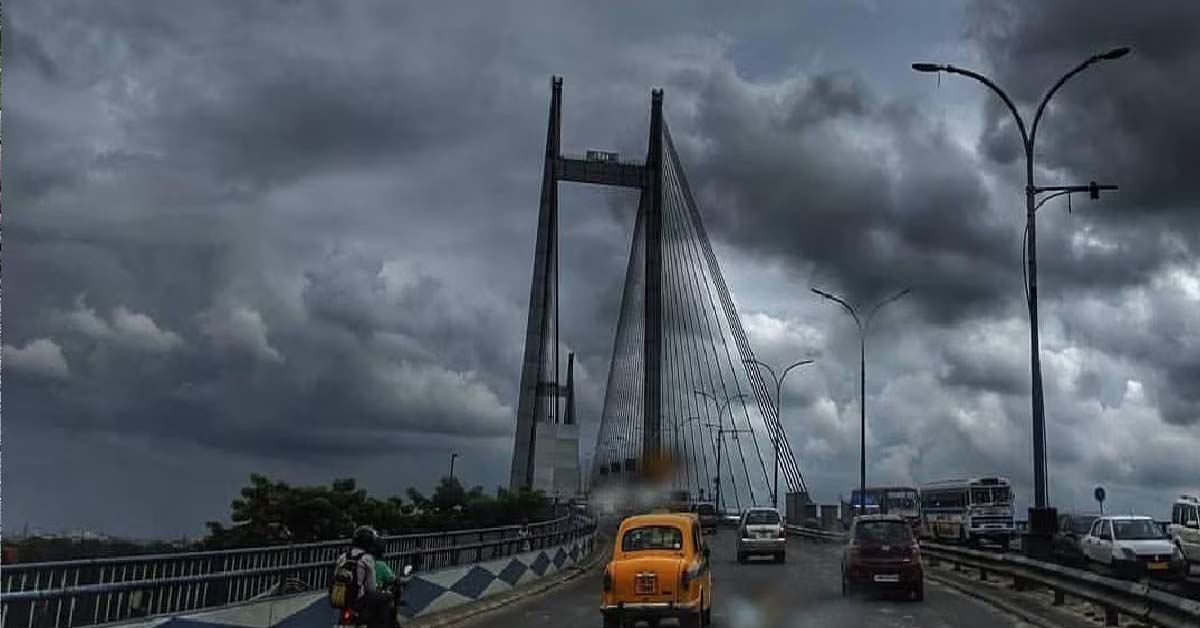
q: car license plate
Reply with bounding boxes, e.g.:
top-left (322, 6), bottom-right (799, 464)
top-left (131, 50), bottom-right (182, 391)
top-left (873, 574), bottom-right (900, 583)
top-left (635, 574), bottom-right (657, 594)
top-left (1148, 562), bottom-right (1169, 571)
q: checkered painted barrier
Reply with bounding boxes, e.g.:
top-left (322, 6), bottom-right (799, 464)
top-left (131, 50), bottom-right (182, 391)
top-left (398, 532), bottom-right (594, 617)
top-left (104, 529), bottom-right (595, 628)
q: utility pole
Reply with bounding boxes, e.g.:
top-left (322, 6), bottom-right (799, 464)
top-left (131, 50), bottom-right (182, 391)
top-left (703, 422), bottom-right (754, 516)
top-left (694, 391), bottom-right (749, 514)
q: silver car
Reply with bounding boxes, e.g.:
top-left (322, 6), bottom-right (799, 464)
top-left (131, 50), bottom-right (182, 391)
top-left (736, 507), bottom-right (786, 563)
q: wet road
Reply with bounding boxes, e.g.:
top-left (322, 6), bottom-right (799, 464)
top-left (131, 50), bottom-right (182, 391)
top-left (460, 530), bottom-right (1027, 628)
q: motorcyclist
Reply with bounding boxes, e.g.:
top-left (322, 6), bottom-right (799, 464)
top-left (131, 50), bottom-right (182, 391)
top-left (333, 526), bottom-right (394, 628)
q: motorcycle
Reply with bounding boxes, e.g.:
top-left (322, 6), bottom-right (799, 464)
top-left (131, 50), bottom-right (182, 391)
top-left (335, 564), bottom-right (415, 628)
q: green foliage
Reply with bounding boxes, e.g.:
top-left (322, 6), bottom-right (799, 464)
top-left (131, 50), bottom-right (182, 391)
top-left (8, 537), bottom-right (184, 563)
top-left (202, 474), bottom-right (552, 549)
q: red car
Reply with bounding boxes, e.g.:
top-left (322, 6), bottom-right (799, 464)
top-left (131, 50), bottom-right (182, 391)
top-left (841, 514), bottom-right (924, 600)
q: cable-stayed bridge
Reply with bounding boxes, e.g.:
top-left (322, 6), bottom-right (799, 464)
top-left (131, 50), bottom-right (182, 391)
top-left (508, 77), bottom-right (805, 513)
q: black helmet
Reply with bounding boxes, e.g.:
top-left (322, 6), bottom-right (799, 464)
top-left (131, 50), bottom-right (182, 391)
top-left (352, 526), bottom-right (378, 551)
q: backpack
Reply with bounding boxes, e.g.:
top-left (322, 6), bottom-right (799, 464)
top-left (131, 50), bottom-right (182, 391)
top-left (329, 550), bottom-right (366, 609)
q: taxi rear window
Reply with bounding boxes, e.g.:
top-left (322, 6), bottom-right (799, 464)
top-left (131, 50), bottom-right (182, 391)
top-left (622, 525), bottom-right (684, 551)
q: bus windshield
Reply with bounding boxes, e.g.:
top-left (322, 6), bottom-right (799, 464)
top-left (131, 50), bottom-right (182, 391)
top-left (971, 486), bottom-right (1011, 505)
top-left (885, 490), bottom-right (917, 510)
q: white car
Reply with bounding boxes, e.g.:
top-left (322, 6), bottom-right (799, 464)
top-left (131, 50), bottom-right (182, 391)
top-left (1080, 515), bottom-right (1187, 580)
top-left (736, 507), bottom-right (786, 563)
top-left (1168, 494), bottom-right (1200, 573)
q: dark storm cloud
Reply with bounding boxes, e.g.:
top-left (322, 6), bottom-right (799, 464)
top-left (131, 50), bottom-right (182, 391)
top-left (965, 0), bottom-right (1200, 426)
top-left (670, 65), bottom-right (1018, 324)
top-left (7, 0), bottom-right (645, 505)
top-left (970, 1), bottom-right (1200, 217)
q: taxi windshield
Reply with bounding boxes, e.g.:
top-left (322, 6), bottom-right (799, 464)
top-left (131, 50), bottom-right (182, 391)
top-left (622, 525), bottom-right (684, 552)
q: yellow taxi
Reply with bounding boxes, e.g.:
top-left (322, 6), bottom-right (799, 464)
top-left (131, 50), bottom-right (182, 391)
top-left (601, 513), bottom-right (712, 628)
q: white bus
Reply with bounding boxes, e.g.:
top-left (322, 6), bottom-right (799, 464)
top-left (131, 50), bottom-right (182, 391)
top-left (920, 477), bottom-right (1015, 549)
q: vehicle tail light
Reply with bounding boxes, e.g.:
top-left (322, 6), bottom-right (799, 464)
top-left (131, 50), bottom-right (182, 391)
top-left (602, 567), bottom-right (613, 592)
top-left (339, 608), bottom-right (354, 625)
top-left (778, 528), bottom-right (787, 539)
top-left (681, 567), bottom-right (692, 590)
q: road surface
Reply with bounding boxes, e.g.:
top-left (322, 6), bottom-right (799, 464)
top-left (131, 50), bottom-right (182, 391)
top-left (460, 530), bottom-right (1026, 628)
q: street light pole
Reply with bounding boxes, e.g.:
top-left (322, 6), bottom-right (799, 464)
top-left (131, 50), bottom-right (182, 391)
top-left (812, 287), bottom-right (909, 517)
top-left (676, 416), bottom-right (705, 496)
top-left (745, 359), bottom-right (814, 511)
top-left (694, 391), bottom-right (749, 514)
top-left (703, 421), bottom-right (754, 516)
top-left (912, 47), bottom-right (1128, 518)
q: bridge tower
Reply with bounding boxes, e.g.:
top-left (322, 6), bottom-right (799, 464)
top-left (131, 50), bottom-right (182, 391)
top-left (510, 77), bottom-right (664, 491)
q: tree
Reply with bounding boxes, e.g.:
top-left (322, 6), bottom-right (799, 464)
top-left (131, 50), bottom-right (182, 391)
top-left (202, 475), bottom-right (553, 548)
top-left (431, 477), bottom-right (468, 512)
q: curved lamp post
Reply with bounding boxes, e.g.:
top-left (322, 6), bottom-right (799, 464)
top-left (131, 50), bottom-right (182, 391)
top-left (812, 287), bottom-right (910, 517)
top-left (744, 358), bottom-right (814, 511)
top-left (912, 47), bottom-right (1128, 519)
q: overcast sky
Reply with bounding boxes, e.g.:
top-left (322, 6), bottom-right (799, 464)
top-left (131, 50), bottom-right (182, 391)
top-left (4, 1), bottom-right (1198, 538)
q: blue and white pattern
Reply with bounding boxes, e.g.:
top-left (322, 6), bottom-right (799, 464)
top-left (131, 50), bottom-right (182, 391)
top-left (399, 535), bottom-right (592, 617)
top-left (111, 535), bottom-right (595, 628)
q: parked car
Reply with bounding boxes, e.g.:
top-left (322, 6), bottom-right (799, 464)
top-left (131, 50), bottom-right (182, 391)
top-left (841, 514), bottom-right (923, 601)
top-left (692, 502), bottom-right (719, 534)
top-left (1168, 495), bottom-right (1200, 575)
top-left (1052, 513), bottom-right (1099, 565)
top-left (736, 507), bottom-right (786, 563)
top-left (600, 513), bottom-right (712, 628)
top-left (1080, 515), bottom-right (1187, 580)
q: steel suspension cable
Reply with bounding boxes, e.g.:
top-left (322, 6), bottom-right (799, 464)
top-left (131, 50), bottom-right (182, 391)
top-left (665, 148), bottom-right (762, 506)
top-left (663, 150), bottom-right (749, 511)
top-left (660, 180), bottom-right (714, 498)
top-left (664, 125), bottom-right (807, 493)
top-left (663, 192), bottom-right (719, 500)
top-left (660, 232), bottom-right (691, 491)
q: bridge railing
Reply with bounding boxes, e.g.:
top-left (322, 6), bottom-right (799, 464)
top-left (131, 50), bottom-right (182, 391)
top-left (0, 514), bottom-right (592, 628)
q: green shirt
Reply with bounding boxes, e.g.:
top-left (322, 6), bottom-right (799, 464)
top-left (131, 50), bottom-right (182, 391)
top-left (374, 559), bottom-right (396, 587)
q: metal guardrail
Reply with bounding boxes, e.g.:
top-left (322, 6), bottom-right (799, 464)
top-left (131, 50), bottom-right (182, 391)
top-left (0, 514), bottom-right (594, 628)
top-left (784, 524), bottom-right (846, 542)
top-left (783, 524), bottom-right (1199, 627)
top-left (920, 542), bottom-right (1200, 628)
